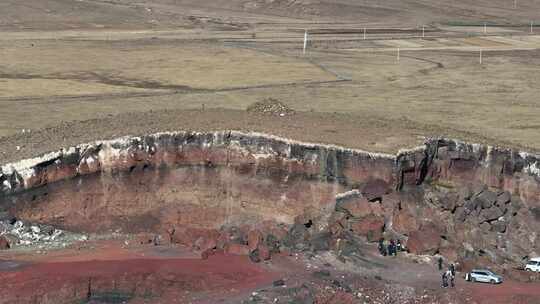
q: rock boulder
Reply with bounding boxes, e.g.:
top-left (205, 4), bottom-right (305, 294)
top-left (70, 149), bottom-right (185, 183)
top-left (226, 243), bottom-right (251, 255)
top-left (336, 196), bottom-right (373, 218)
top-left (476, 190), bottom-right (498, 209)
top-left (454, 207), bottom-right (469, 222)
top-left (496, 191), bottom-right (512, 206)
top-left (349, 216), bottom-right (385, 242)
top-left (440, 193), bottom-right (459, 211)
top-left (480, 206), bottom-right (504, 222)
top-left (247, 229), bottom-right (263, 251)
top-left (392, 211), bottom-right (419, 234)
top-left (491, 221), bottom-right (507, 233)
top-left (361, 179), bottom-right (390, 202)
top-left (0, 236), bottom-right (10, 250)
top-left (406, 223), bottom-right (442, 255)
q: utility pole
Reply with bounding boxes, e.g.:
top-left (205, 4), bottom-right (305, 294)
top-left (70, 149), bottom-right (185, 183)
top-left (303, 30), bottom-right (308, 55)
top-left (397, 47), bottom-right (400, 62)
top-left (531, 21), bottom-right (534, 34)
top-left (484, 22), bottom-right (487, 34)
top-left (363, 27), bottom-right (366, 40)
top-left (479, 49), bottom-right (483, 65)
top-left (422, 25), bottom-right (425, 38)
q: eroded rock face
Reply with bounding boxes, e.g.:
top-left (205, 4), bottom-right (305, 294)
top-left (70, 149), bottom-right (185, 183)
top-left (0, 131), bottom-right (396, 195)
top-left (405, 139), bottom-right (540, 207)
top-left (0, 131), bottom-right (539, 269)
top-left (0, 132), bottom-right (396, 234)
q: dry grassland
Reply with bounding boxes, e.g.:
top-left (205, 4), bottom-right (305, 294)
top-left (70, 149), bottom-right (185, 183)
top-left (1, 0), bottom-right (540, 163)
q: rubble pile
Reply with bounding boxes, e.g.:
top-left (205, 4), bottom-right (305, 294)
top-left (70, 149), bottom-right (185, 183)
top-left (158, 187), bottom-right (380, 265)
top-left (0, 219), bottom-right (85, 250)
top-left (327, 181), bottom-right (537, 273)
top-left (161, 205), bottom-right (375, 265)
top-left (154, 177), bottom-right (535, 275)
top-left (162, 221), bottom-right (289, 262)
top-left (402, 185), bottom-right (532, 268)
top-left (246, 98), bottom-right (295, 116)
top-left (242, 270), bottom-right (450, 304)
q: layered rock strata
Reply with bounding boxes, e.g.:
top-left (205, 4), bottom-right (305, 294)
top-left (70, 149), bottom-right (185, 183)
top-left (0, 131), bottom-right (539, 267)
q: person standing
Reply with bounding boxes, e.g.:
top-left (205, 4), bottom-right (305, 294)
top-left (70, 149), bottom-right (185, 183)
top-left (438, 256), bottom-right (443, 271)
top-left (441, 271), bottom-right (448, 288)
top-left (446, 269), bottom-right (454, 288)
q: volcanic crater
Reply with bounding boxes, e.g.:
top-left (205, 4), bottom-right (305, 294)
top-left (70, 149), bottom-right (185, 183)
top-left (1, 131), bottom-right (540, 303)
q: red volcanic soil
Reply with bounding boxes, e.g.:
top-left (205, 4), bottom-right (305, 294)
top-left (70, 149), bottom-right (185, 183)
top-left (3, 240), bottom-right (540, 304)
top-left (466, 279), bottom-right (540, 304)
top-left (0, 241), bottom-right (280, 304)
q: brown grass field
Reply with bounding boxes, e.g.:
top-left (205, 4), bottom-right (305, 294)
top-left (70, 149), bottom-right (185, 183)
top-left (1, 0), bottom-right (540, 163)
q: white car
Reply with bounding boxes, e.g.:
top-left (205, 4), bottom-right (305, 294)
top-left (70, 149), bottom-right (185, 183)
top-left (525, 258), bottom-right (540, 272)
top-left (465, 269), bottom-right (503, 284)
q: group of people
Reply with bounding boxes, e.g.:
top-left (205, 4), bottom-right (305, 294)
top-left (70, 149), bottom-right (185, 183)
top-left (377, 240), bottom-right (458, 288)
top-left (439, 258), bottom-right (456, 288)
top-left (378, 238), bottom-right (403, 256)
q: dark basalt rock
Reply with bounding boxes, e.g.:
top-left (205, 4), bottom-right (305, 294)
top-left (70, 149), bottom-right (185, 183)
top-left (496, 191), bottom-right (512, 206)
top-left (454, 207), bottom-right (468, 222)
top-left (491, 221), bottom-right (507, 233)
top-left (310, 232), bottom-right (331, 252)
top-left (476, 190), bottom-right (498, 209)
top-left (480, 206), bottom-right (505, 222)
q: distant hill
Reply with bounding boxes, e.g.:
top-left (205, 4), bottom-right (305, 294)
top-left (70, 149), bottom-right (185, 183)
top-left (1, 0), bottom-right (538, 30)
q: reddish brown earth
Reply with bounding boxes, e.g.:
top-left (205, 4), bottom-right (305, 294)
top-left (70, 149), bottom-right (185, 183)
top-left (467, 280), bottom-right (540, 304)
top-left (0, 240), bottom-right (280, 304)
top-left (2, 234), bottom-right (540, 303)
